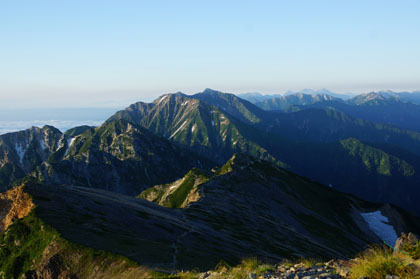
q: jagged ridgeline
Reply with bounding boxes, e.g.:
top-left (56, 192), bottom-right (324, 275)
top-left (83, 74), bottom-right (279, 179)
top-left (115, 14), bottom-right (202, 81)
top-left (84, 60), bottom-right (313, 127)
top-left (31, 120), bottom-right (211, 195)
top-left (2, 154), bottom-right (420, 277)
top-left (254, 92), bottom-right (342, 111)
top-left (108, 89), bottom-right (420, 215)
top-left (0, 120), bottom-right (211, 195)
top-left (0, 125), bottom-right (63, 190)
top-left (2, 89), bottom-right (420, 214)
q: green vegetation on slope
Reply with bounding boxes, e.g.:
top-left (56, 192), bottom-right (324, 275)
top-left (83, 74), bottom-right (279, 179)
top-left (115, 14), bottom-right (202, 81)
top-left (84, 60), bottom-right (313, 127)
top-left (0, 211), bottom-right (54, 278)
top-left (349, 246), bottom-right (419, 279)
top-left (0, 210), bottom-right (145, 279)
top-left (139, 168), bottom-right (210, 208)
top-left (402, 241), bottom-right (420, 259)
top-left (165, 169), bottom-right (208, 208)
top-left (340, 138), bottom-right (415, 176)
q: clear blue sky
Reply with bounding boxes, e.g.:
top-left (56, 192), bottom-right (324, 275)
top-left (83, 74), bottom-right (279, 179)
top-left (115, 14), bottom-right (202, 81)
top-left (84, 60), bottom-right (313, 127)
top-left (1, 0), bottom-right (419, 108)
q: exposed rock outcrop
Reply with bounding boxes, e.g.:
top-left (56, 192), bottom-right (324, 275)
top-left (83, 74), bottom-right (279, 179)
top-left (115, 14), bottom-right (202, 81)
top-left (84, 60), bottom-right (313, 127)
top-left (395, 232), bottom-right (418, 251)
top-left (0, 184), bottom-right (34, 233)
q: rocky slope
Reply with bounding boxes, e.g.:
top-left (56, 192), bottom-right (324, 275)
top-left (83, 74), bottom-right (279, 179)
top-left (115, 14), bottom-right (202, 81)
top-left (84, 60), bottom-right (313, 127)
top-left (108, 92), bottom-right (280, 165)
top-left (31, 119), bottom-right (210, 195)
top-left (1, 155), bottom-right (420, 277)
top-left (0, 126), bottom-right (62, 190)
top-left (0, 125), bottom-right (96, 191)
top-left (0, 185), bottom-right (34, 233)
top-left (139, 154), bottom-right (420, 265)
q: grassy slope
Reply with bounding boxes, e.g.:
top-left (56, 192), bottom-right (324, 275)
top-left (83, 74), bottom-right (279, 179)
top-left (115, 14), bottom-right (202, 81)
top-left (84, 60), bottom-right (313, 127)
top-left (0, 210), bottom-right (152, 279)
top-left (139, 168), bottom-right (210, 208)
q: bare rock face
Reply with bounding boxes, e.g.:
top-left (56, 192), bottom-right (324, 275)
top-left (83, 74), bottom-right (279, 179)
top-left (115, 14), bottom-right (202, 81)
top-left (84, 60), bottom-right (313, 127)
top-left (0, 126), bottom-right (63, 191)
top-left (394, 232), bottom-right (418, 251)
top-left (0, 184), bottom-right (34, 233)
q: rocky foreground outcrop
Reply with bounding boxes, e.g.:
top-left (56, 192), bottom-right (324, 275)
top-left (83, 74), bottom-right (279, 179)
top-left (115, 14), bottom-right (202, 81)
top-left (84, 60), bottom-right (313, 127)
top-left (0, 184), bottom-right (34, 233)
top-left (394, 232), bottom-right (418, 252)
top-left (199, 261), bottom-right (347, 279)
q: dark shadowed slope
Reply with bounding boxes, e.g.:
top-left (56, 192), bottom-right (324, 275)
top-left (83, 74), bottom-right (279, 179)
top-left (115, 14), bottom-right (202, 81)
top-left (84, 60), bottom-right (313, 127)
top-left (12, 154), bottom-right (420, 273)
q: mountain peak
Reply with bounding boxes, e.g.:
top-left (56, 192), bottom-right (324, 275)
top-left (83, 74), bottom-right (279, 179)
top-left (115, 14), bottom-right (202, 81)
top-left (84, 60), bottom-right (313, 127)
top-left (193, 89), bottom-right (266, 124)
top-left (348, 91), bottom-right (401, 105)
top-left (202, 88), bottom-right (221, 95)
top-left (153, 92), bottom-right (189, 105)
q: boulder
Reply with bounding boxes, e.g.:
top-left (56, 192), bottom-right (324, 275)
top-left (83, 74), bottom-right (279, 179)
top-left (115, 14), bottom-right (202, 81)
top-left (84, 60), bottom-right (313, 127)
top-left (394, 232), bottom-right (418, 252)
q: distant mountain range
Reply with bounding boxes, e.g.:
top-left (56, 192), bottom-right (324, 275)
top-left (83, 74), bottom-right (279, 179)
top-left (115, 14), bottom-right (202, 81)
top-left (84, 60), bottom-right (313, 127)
top-left (241, 90), bottom-right (420, 132)
top-left (239, 89), bottom-right (420, 104)
top-left (2, 88), bottom-right (420, 277)
top-left (238, 88), bottom-right (355, 102)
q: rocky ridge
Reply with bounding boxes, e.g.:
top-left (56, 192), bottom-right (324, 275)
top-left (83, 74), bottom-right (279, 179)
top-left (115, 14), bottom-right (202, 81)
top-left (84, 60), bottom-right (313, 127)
top-left (0, 184), bottom-right (34, 233)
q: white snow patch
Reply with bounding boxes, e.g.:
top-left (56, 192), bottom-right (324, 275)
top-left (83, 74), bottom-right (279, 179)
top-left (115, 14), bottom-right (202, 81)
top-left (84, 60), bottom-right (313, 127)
top-left (15, 143), bottom-right (25, 164)
top-left (57, 136), bottom-right (67, 150)
top-left (182, 101), bottom-right (189, 106)
top-left (191, 124), bottom-right (196, 133)
top-left (169, 121), bottom-right (188, 139)
top-left (169, 185), bottom-right (177, 190)
top-left (64, 137), bottom-right (76, 156)
top-left (157, 95), bottom-right (168, 104)
top-left (361, 211), bottom-right (398, 245)
top-left (69, 137), bottom-right (76, 146)
top-left (211, 120), bottom-right (215, 127)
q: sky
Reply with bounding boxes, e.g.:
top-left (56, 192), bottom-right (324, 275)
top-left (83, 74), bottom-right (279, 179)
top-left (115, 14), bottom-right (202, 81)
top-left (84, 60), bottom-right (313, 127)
top-left (1, 0), bottom-right (420, 109)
